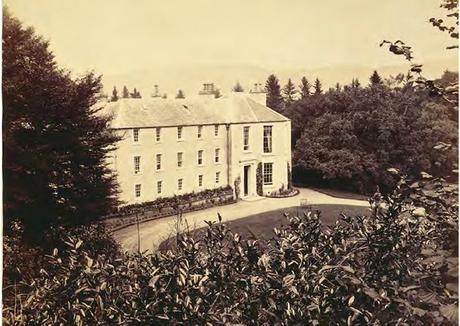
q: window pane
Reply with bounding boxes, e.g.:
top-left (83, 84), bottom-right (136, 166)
top-left (135, 184), bottom-right (141, 197)
top-left (177, 152), bottom-right (183, 167)
top-left (156, 154), bottom-right (162, 170)
top-left (133, 128), bottom-right (139, 142)
top-left (263, 163), bottom-right (273, 185)
top-left (214, 125), bottom-right (219, 136)
top-left (263, 126), bottom-right (272, 153)
top-left (157, 181), bottom-right (162, 194)
top-left (134, 156), bottom-right (140, 173)
top-left (243, 126), bottom-right (250, 151)
top-left (198, 150), bottom-right (203, 165)
top-left (156, 128), bottom-right (161, 141)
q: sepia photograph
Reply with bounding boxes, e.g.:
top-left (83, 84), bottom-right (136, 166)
top-left (2, 0), bottom-right (459, 324)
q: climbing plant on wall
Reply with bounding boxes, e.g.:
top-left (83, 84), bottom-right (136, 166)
top-left (256, 163), bottom-right (263, 196)
top-left (287, 162), bottom-right (293, 190)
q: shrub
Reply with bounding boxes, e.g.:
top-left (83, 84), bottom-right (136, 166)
top-left (3, 172), bottom-right (457, 325)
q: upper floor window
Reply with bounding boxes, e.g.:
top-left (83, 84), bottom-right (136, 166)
top-left (214, 125), bottom-right (219, 136)
top-left (197, 126), bottom-right (203, 138)
top-left (263, 163), bottom-right (273, 185)
top-left (135, 184), bottom-right (141, 197)
top-left (177, 126), bottom-right (183, 140)
top-left (263, 126), bottom-right (273, 153)
top-left (178, 178), bottom-right (183, 191)
top-left (215, 172), bottom-right (220, 184)
top-left (215, 148), bottom-right (220, 163)
top-left (133, 128), bottom-right (139, 142)
top-left (243, 126), bottom-right (250, 151)
top-left (155, 128), bottom-right (161, 142)
top-left (198, 175), bottom-right (203, 187)
top-left (134, 156), bottom-right (140, 174)
top-left (197, 150), bottom-right (203, 165)
top-left (156, 154), bottom-right (162, 170)
top-left (157, 181), bottom-right (162, 194)
top-left (177, 152), bottom-right (183, 167)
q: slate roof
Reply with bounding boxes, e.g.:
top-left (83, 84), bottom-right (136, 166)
top-left (98, 93), bottom-right (289, 129)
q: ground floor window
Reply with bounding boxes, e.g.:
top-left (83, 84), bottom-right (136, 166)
top-left (215, 172), bottom-right (220, 184)
top-left (198, 174), bottom-right (203, 187)
top-left (157, 181), bottom-right (162, 194)
top-left (263, 163), bottom-right (273, 185)
top-left (178, 178), bottom-right (183, 191)
top-left (135, 184), bottom-right (141, 197)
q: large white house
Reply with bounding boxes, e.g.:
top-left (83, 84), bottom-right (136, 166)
top-left (103, 85), bottom-right (291, 205)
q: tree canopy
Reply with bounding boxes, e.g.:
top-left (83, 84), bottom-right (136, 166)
top-left (282, 78), bottom-right (297, 106)
top-left (287, 79), bottom-right (458, 193)
top-left (3, 9), bottom-right (120, 240)
top-left (265, 74), bottom-right (284, 112)
top-left (299, 76), bottom-right (311, 99)
top-left (232, 81), bottom-right (244, 92)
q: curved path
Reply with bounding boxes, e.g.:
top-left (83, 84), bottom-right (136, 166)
top-left (113, 188), bottom-right (369, 253)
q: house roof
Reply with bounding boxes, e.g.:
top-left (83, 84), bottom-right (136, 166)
top-left (98, 93), bottom-right (289, 129)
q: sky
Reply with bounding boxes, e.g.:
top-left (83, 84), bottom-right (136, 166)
top-left (5, 0), bottom-right (458, 78)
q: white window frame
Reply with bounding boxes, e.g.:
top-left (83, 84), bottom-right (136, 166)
top-left (135, 184), bottom-right (141, 197)
top-left (243, 126), bottom-right (250, 151)
top-left (177, 126), bottom-right (183, 140)
top-left (134, 156), bottom-right (141, 174)
top-left (215, 148), bottom-right (220, 163)
top-left (263, 126), bottom-right (273, 153)
top-left (178, 178), bottom-right (183, 191)
top-left (214, 124), bottom-right (219, 137)
top-left (157, 181), bottom-right (162, 194)
top-left (197, 150), bottom-right (203, 165)
top-left (215, 172), bottom-right (220, 184)
top-left (198, 174), bottom-right (203, 187)
top-left (156, 154), bottom-right (162, 171)
top-left (155, 127), bottom-right (161, 142)
top-left (133, 128), bottom-right (140, 143)
top-left (197, 125), bottom-right (203, 139)
top-left (177, 152), bottom-right (183, 167)
top-left (263, 162), bottom-right (273, 185)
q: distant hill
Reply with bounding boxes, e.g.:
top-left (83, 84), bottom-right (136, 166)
top-left (102, 57), bottom-right (458, 98)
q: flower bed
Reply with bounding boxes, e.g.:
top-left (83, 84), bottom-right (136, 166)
top-left (103, 186), bottom-right (235, 231)
top-left (266, 187), bottom-right (299, 198)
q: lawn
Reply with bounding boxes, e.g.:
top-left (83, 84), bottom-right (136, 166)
top-left (159, 204), bottom-right (370, 251)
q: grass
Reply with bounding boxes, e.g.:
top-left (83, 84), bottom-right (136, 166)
top-left (305, 186), bottom-right (369, 201)
top-left (159, 204), bottom-right (370, 251)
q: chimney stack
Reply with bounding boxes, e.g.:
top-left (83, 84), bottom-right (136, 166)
top-left (199, 83), bottom-right (217, 98)
top-left (152, 84), bottom-right (161, 98)
top-left (249, 82), bottom-right (267, 106)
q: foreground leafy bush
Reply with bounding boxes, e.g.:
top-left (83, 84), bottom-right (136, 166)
top-left (3, 173), bottom-right (457, 325)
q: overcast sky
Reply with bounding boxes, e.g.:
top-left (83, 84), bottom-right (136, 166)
top-left (5, 0), bottom-right (458, 75)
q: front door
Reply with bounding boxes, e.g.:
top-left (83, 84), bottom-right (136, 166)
top-left (243, 165), bottom-right (250, 196)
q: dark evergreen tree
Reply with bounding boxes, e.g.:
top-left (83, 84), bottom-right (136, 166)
top-left (111, 86), bottom-right (118, 102)
top-left (314, 78), bottom-right (323, 94)
top-left (282, 78), bottom-right (297, 106)
top-left (351, 78), bottom-right (361, 88)
top-left (176, 89), bottom-right (185, 99)
top-left (122, 85), bottom-right (129, 98)
top-left (370, 70), bottom-right (383, 86)
top-left (265, 74), bottom-right (284, 112)
top-left (232, 81), bottom-right (244, 92)
top-left (299, 76), bottom-right (311, 99)
top-left (3, 9), bottom-right (120, 241)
